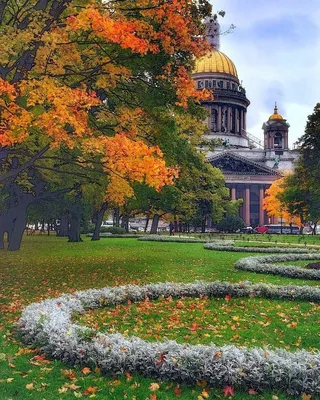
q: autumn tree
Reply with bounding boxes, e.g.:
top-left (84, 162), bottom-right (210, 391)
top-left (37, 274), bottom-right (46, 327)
top-left (262, 177), bottom-right (302, 232)
top-left (280, 105), bottom-right (320, 234)
top-left (0, 0), bottom-right (214, 250)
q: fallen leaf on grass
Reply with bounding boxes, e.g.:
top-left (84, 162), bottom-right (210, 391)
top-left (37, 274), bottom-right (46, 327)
top-left (61, 369), bottom-right (76, 380)
top-left (83, 386), bottom-right (98, 396)
top-left (223, 386), bottom-right (234, 397)
top-left (149, 382), bottom-right (160, 391)
top-left (174, 386), bottom-right (182, 396)
top-left (26, 382), bottom-right (35, 390)
top-left (81, 367), bottom-right (91, 375)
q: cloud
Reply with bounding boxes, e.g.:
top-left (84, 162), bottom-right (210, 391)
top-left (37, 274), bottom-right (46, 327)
top-left (211, 0), bottom-right (320, 145)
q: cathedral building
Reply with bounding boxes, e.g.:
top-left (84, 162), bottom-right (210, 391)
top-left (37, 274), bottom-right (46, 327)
top-left (192, 18), bottom-right (299, 227)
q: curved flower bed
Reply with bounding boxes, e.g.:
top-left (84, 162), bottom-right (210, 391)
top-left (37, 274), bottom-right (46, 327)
top-left (235, 254), bottom-right (320, 280)
top-left (204, 244), bottom-right (318, 254)
top-left (138, 235), bottom-right (234, 245)
top-left (18, 281), bottom-right (320, 396)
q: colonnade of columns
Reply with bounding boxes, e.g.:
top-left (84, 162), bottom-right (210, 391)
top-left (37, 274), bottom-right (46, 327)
top-left (211, 105), bottom-right (246, 134)
top-left (229, 184), bottom-right (270, 227)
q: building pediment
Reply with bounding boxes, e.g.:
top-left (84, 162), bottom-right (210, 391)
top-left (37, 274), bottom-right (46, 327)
top-left (208, 152), bottom-right (280, 176)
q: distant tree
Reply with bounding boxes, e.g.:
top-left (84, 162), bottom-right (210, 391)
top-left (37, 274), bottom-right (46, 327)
top-left (217, 215), bottom-right (245, 233)
top-left (262, 177), bottom-right (302, 232)
top-left (279, 104), bottom-right (320, 234)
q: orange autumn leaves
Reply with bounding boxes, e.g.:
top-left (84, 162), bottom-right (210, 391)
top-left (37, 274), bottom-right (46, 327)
top-left (102, 134), bottom-right (178, 205)
top-left (65, 2), bottom-right (212, 108)
top-left (0, 0), bottom-right (212, 206)
top-left (0, 77), bottom-right (99, 147)
top-left (263, 177), bottom-right (302, 226)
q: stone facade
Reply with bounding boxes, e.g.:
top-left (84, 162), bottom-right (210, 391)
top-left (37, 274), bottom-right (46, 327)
top-left (193, 18), bottom-right (299, 227)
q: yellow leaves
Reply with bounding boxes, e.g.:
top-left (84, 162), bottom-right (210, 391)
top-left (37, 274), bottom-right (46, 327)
top-left (61, 368), bottom-right (76, 380)
top-left (15, 347), bottom-right (35, 356)
top-left (149, 382), bottom-right (160, 391)
top-left (101, 133), bottom-right (178, 205)
top-left (301, 393), bottom-right (312, 400)
top-left (0, 78), bottom-right (16, 100)
top-left (263, 177), bottom-right (302, 225)
top-left (26, 382), bottom-right (35, 390)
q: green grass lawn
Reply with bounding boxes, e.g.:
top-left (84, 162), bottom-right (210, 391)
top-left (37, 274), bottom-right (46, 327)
top-left (0, 235), bottom-right (319, 400)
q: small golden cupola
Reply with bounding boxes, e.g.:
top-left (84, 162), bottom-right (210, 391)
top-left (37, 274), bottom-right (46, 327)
top-left (268, 104), bottom-right (284, 120)
top-left (262, 103), bottom-right (290, 152)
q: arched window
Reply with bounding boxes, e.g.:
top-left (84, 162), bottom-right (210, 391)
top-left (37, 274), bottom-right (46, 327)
top-left (211, 108), bottom-right (218, 132)
top-left (274, 132), bottom-right (283, 148)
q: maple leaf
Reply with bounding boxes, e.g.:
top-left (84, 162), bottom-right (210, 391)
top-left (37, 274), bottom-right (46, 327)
top-left (225, 294), bottom-right (231, 301)
top-left (201, 389), bottom-right (210, 398)
top-left (174, 386), bottom-right (182, 396)
top-left (61, 369), bottom-right (76, 380)
top-left (149, 394), bottom-right (157, 400)
top-left (248, 388), bottom-right (258, 395)
top-left (223, 386), bottom-right (234, 397)
top-left (81, 367), bottom-right (91, 375)
top-left (189, 322), bottom-right (199, 331)
top-left (149, 383), bottom-right (160, 391)
top-left (83, 386), bottom-right (98, 395)
top-left (301, 394), bottom-right (312, 400)
top-left (26, 383), bottom-right (35, 390)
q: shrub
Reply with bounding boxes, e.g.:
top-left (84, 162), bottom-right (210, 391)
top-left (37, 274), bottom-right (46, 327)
top-left (18, 281), bottom-right (320, 396)
top-left (204, 244), bottom-right (317, 254)
top-left (236, 254), bottom-right (320, 280)
top-left (216, 215), bottom-right (245, 233)
top-left (138, 235), bottom-right (234, 245)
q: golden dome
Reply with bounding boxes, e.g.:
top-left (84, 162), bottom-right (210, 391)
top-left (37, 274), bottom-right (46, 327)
top-left (269, 105), bottom-right (284, 120)
top-left (194, 49), bottom-right (238, 78)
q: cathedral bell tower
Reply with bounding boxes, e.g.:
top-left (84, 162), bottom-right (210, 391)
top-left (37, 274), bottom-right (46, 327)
top-left (262, 104), bottom-right (290, 154)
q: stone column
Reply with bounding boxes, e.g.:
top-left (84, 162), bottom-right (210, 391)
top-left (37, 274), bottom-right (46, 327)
top-left (227, 107), bottom-right (232, 132)
top-left (244, 186), bottom-right (251, 226)
top-left (259, 186), bottom-right (265, 225)
top-left (217, 106), bottom-right (222, 131)
top-left (235, 108), bottom-right (239, 134)
top-left (240, 109), bottom-right (244, 134)
top-left (231, 186), bottom-right (236, 200)
top-left (284, 133), bottom-right (288, 149)
top-left (243, 110), bottom-right (247, 131)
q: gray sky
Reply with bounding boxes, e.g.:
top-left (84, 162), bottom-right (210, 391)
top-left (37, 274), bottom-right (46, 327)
top-left (212, 0), bottom-right (320, 146)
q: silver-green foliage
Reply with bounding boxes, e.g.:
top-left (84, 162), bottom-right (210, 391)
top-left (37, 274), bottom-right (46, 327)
top-left (18, 280), bottom-right (320, 396)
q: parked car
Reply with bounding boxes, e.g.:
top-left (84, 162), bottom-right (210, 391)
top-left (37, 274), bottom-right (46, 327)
top-left (239, 226), bottom-right (254, 234)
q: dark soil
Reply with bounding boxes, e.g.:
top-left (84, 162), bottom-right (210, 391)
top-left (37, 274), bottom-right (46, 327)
top-left (305, 262), bottom-right (320, 270)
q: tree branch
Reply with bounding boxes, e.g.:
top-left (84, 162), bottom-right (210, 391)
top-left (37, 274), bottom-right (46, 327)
top-left (0, 144), bottom-right (50, 182)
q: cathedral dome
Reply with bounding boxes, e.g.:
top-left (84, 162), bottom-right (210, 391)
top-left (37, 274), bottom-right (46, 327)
top-left (269, 105), bottom-right (284, 120)
top-left (194, 49), bottom-right (238, 78)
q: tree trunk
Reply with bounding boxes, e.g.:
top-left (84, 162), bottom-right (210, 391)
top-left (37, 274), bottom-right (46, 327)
top-left (35, 221), bottom-right (39, 230)
top-left (150, 214), bottom-right (160, 234)
top-left (0, 226), bottom-right (5, 249)
top-left (7, 208), bottom-right (28, 251)
top-left (114, 208), bottom-right (120, 227)
top-left (68, 215), bottom-right (83, 242)
top-left (174, 220), bottom-right (178, 232)
top-left (92, 202), bottom-right (108, 241)
top-left (144, 216), bottom-right (150, 233)
top-left (57, 214), bottom-right (69, 236)
top-left (201, 217), bottom-right (206, 233)
top-left (121, 216), bottom-right (129, 232)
